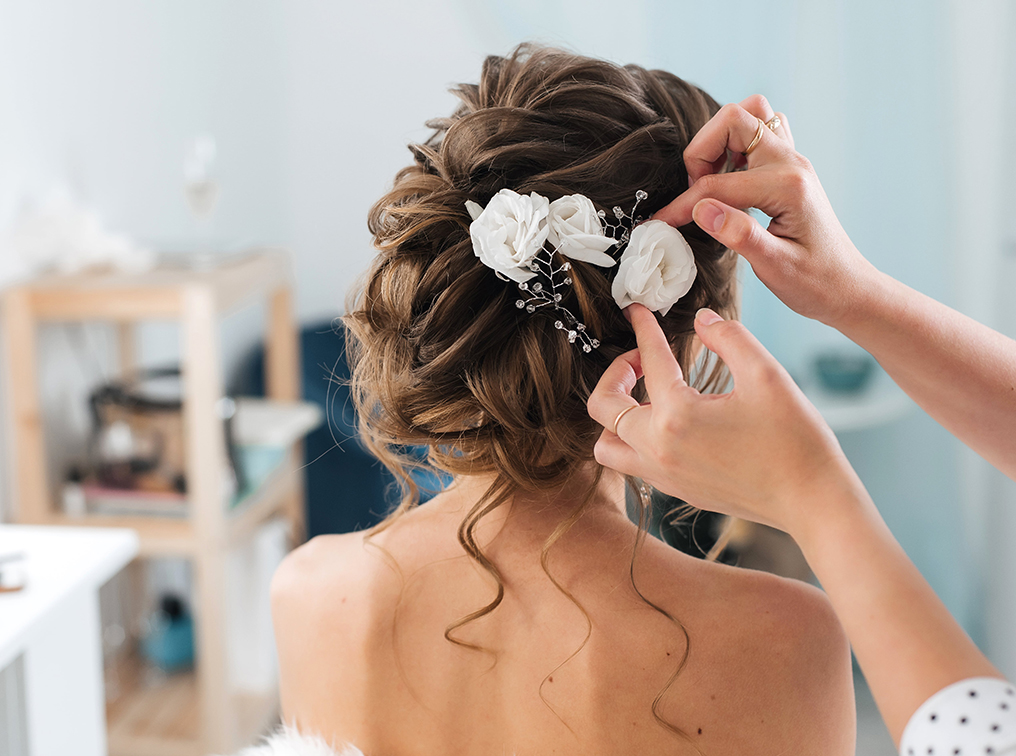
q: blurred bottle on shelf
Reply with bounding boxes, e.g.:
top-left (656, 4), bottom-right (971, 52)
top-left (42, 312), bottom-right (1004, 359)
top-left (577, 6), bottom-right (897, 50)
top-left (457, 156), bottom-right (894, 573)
top-left (141, 593), bottom-right (195, 673)
top-left (183, 135), bottom-right (220, 267)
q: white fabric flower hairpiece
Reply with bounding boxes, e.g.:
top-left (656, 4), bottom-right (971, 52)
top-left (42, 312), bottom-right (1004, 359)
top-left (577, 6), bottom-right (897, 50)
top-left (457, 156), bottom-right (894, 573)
top-left (465, 188), bottom-right (697, 351)
top-left (611, 220), bottom-right (697, 317)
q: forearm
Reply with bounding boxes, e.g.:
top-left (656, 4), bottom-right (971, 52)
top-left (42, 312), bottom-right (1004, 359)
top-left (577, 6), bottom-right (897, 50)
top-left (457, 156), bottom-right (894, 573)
top-left (794, 483), bottom-right (1001, 745)
top-left (835, 271), bottom-right (1016, 479)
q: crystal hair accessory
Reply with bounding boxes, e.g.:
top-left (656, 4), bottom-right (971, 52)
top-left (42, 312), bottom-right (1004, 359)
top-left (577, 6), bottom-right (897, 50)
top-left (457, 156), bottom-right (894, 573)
top-left (465, 188), bottom-right (697, 351)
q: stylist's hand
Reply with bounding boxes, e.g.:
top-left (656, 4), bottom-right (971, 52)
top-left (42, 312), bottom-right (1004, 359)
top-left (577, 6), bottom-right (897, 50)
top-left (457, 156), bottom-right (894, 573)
top-left (655, 95), bottom-right (878, 329)
top-left (589, 304), bottom-right (865, 536)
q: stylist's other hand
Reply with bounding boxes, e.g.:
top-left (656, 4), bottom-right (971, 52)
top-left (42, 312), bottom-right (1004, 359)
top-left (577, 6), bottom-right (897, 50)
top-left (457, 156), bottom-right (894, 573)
top-left (589, 304), bottom-right (864, 536)
top-left (654, 96), bottom-right (878, 329)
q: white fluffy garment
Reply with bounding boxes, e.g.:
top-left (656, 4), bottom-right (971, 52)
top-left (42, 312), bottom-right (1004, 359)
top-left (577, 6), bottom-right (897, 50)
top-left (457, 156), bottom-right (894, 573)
top-left (228, 726), bottom-right (365, 756)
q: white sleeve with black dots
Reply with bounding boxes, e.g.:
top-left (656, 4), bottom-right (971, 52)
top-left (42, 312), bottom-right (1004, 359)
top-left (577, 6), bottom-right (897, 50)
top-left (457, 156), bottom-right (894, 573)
top-left (899, 677), bottom-right (1016, 755)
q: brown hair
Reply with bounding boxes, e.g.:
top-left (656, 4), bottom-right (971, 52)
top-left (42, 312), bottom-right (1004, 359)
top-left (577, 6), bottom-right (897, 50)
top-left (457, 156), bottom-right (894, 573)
top-left (344, 43), bottom-right (738, 744)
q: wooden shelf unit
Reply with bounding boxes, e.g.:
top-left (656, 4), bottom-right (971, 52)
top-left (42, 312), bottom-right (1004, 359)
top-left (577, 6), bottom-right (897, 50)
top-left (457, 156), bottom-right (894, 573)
top-left (1, 249), bottom-right (304, 755)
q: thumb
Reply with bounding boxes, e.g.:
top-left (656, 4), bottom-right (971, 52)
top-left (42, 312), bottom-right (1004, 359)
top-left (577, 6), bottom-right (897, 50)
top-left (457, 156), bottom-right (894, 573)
top-left (692, 198), bottom-right (780, 266)
top-left (693, 309), bottom-right (784, 384)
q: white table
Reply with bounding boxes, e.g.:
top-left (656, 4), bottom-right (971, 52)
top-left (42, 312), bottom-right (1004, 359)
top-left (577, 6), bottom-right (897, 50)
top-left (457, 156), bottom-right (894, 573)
top-left (0, 525), bottom-right (138, 756)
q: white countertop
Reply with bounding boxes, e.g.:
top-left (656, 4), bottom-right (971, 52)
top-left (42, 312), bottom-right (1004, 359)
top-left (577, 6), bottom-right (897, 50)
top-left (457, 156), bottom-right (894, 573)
top-left (0, 524), bottom-right (139, 670)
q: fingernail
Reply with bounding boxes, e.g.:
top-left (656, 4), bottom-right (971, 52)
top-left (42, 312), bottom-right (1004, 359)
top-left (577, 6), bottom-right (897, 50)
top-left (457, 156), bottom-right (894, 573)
top-left (694, 201), bottom-right (724, 233)
top-left (696, 308), bottom-right (722, 326)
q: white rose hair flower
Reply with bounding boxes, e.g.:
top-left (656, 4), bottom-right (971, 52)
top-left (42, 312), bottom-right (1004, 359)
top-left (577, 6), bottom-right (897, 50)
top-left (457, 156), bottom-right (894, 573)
top-left (465, 189), bottom-right (549, 283)
top-left (546, 194), bottom-right (616, 267)
top-left (611, 220), bottom-right (697, 317)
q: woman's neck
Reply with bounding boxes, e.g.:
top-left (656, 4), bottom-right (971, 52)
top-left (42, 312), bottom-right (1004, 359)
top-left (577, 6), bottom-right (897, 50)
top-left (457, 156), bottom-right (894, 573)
top-left (426, 464), bottom-right (630, 535)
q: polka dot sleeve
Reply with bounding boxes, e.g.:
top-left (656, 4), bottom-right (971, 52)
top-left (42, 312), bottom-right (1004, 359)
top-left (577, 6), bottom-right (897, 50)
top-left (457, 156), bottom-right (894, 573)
top-left (900, 677), bottom-right (1016, 755)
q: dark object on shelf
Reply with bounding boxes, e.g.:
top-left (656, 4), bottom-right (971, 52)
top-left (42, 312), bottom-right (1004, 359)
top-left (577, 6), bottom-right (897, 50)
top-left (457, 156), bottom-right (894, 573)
top-left (814, 353), bottom-right (876, 393)
top-left (141, 594), bottom-right (195, 672)
top-left (87, 366), bottom-right (243, 494)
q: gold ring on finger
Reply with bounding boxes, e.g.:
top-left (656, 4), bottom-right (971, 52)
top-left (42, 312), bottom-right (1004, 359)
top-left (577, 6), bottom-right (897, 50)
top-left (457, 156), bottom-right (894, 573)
top-left (765, 114), bottom-right (782, 132)
top-left (742, 117), bottom-right (765, 156)
top-left (612, 404), bottom-right (639, 436)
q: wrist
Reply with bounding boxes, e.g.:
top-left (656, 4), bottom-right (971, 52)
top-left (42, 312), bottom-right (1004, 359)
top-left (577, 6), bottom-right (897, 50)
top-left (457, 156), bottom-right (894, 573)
top-left (821, 256), bottom-right (892, 334)
top-left (783, 466), bottom-right (877, 556)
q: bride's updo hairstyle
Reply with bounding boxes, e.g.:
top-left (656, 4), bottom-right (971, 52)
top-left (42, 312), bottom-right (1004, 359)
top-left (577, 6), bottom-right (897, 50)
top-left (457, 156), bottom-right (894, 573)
top-left (346, 43), bottom-right (737, 591)
top-left (346, 43), bottom-right (737, 741)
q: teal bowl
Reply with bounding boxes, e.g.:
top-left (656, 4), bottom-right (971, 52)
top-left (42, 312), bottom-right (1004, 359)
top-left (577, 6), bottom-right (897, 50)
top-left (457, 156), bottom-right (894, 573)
top-left (814, 354), bottom-right (875, 393)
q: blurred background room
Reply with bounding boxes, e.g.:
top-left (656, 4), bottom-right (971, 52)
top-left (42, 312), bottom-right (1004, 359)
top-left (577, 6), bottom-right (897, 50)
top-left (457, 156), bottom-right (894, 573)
top-left (0, 1), bottom-right (1014, 755)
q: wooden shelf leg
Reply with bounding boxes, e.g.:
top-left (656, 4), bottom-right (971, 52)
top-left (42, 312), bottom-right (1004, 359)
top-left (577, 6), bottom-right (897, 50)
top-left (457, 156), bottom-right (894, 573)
top-left (283, 443), bottom-right (306, 547)
top-left (265, 287), bottom-right (299, 403)
top-left (193, 547), bottom-right (233, 750)
top-left (183, 284), bottom-right (236, 753)
top-left (116, 321), bottom-right (138, 376)
top-left (2, 288), bottom-right (50, 523)
top-left (266, 287), bottom-right (306, 546)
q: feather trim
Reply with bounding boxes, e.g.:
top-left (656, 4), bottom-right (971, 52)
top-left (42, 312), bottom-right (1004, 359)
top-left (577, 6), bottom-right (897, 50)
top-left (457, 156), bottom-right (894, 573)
top-left (227, 725), bottom-right (365, 756)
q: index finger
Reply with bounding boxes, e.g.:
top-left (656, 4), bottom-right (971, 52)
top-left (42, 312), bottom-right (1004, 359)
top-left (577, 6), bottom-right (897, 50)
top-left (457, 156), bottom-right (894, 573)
top-left (628, 304), bottom-right (686, 400)
top-left (684, 102), bottom-right (791, 184)
top-left (653, 168), bottom-right (777, 228)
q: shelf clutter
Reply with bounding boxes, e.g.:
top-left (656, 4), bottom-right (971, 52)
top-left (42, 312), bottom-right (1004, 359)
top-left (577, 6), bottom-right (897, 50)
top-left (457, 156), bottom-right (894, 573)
top-left (63, 399), bottom-right (323, 522)
top-left (1, 249), bottom-right (312, 756)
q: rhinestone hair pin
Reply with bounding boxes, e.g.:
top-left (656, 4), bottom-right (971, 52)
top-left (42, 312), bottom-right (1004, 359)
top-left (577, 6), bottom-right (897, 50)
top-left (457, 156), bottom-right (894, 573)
top-left (515, 256), bottom-right (598, 352)
top-left (601, 189), bottom-right (648, 246)
top-left (512, 190), bottom-right (647, 353)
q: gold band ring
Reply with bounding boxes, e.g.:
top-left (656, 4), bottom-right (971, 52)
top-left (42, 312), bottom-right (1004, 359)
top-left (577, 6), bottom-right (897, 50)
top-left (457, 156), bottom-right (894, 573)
top-left (765, 114), bottom-right (781, 132)
top-left (742, 117), bottom-right (765, 156)
top-left (613, 404), bottom-right (639, 436)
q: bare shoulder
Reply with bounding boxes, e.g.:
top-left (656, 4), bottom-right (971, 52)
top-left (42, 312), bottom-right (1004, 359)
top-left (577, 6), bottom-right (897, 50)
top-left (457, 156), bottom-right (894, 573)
top-left (692, 557), bottom-right (856, 753)
top-left (755, 572), bottom-right (856, 754)
top-left (271, 533), bottom-right (364, 660)
top-left (724, 564), bottom-right (850, 679)
top-left (270, 530), bottom-right (409, 638)
top-left (273, 533), bottom-right (360, 621)
top-left (641, 542), bottom-right (855, 754)
top-left (715, 559), bottom-right (844, 645)
top-left (270, 531), bottom-right (400, 732)
top-left (273, 532), bottom-right (365, 598)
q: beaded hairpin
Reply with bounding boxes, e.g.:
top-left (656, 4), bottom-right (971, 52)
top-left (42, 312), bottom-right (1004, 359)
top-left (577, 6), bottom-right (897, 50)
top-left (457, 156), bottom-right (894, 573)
top-left (512, 190), bottom-right (648, 353)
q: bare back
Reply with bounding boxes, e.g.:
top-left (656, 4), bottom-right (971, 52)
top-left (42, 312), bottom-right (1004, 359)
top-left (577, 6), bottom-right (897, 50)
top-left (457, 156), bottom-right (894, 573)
top-left (272, 478), bottom-right (855, 755)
